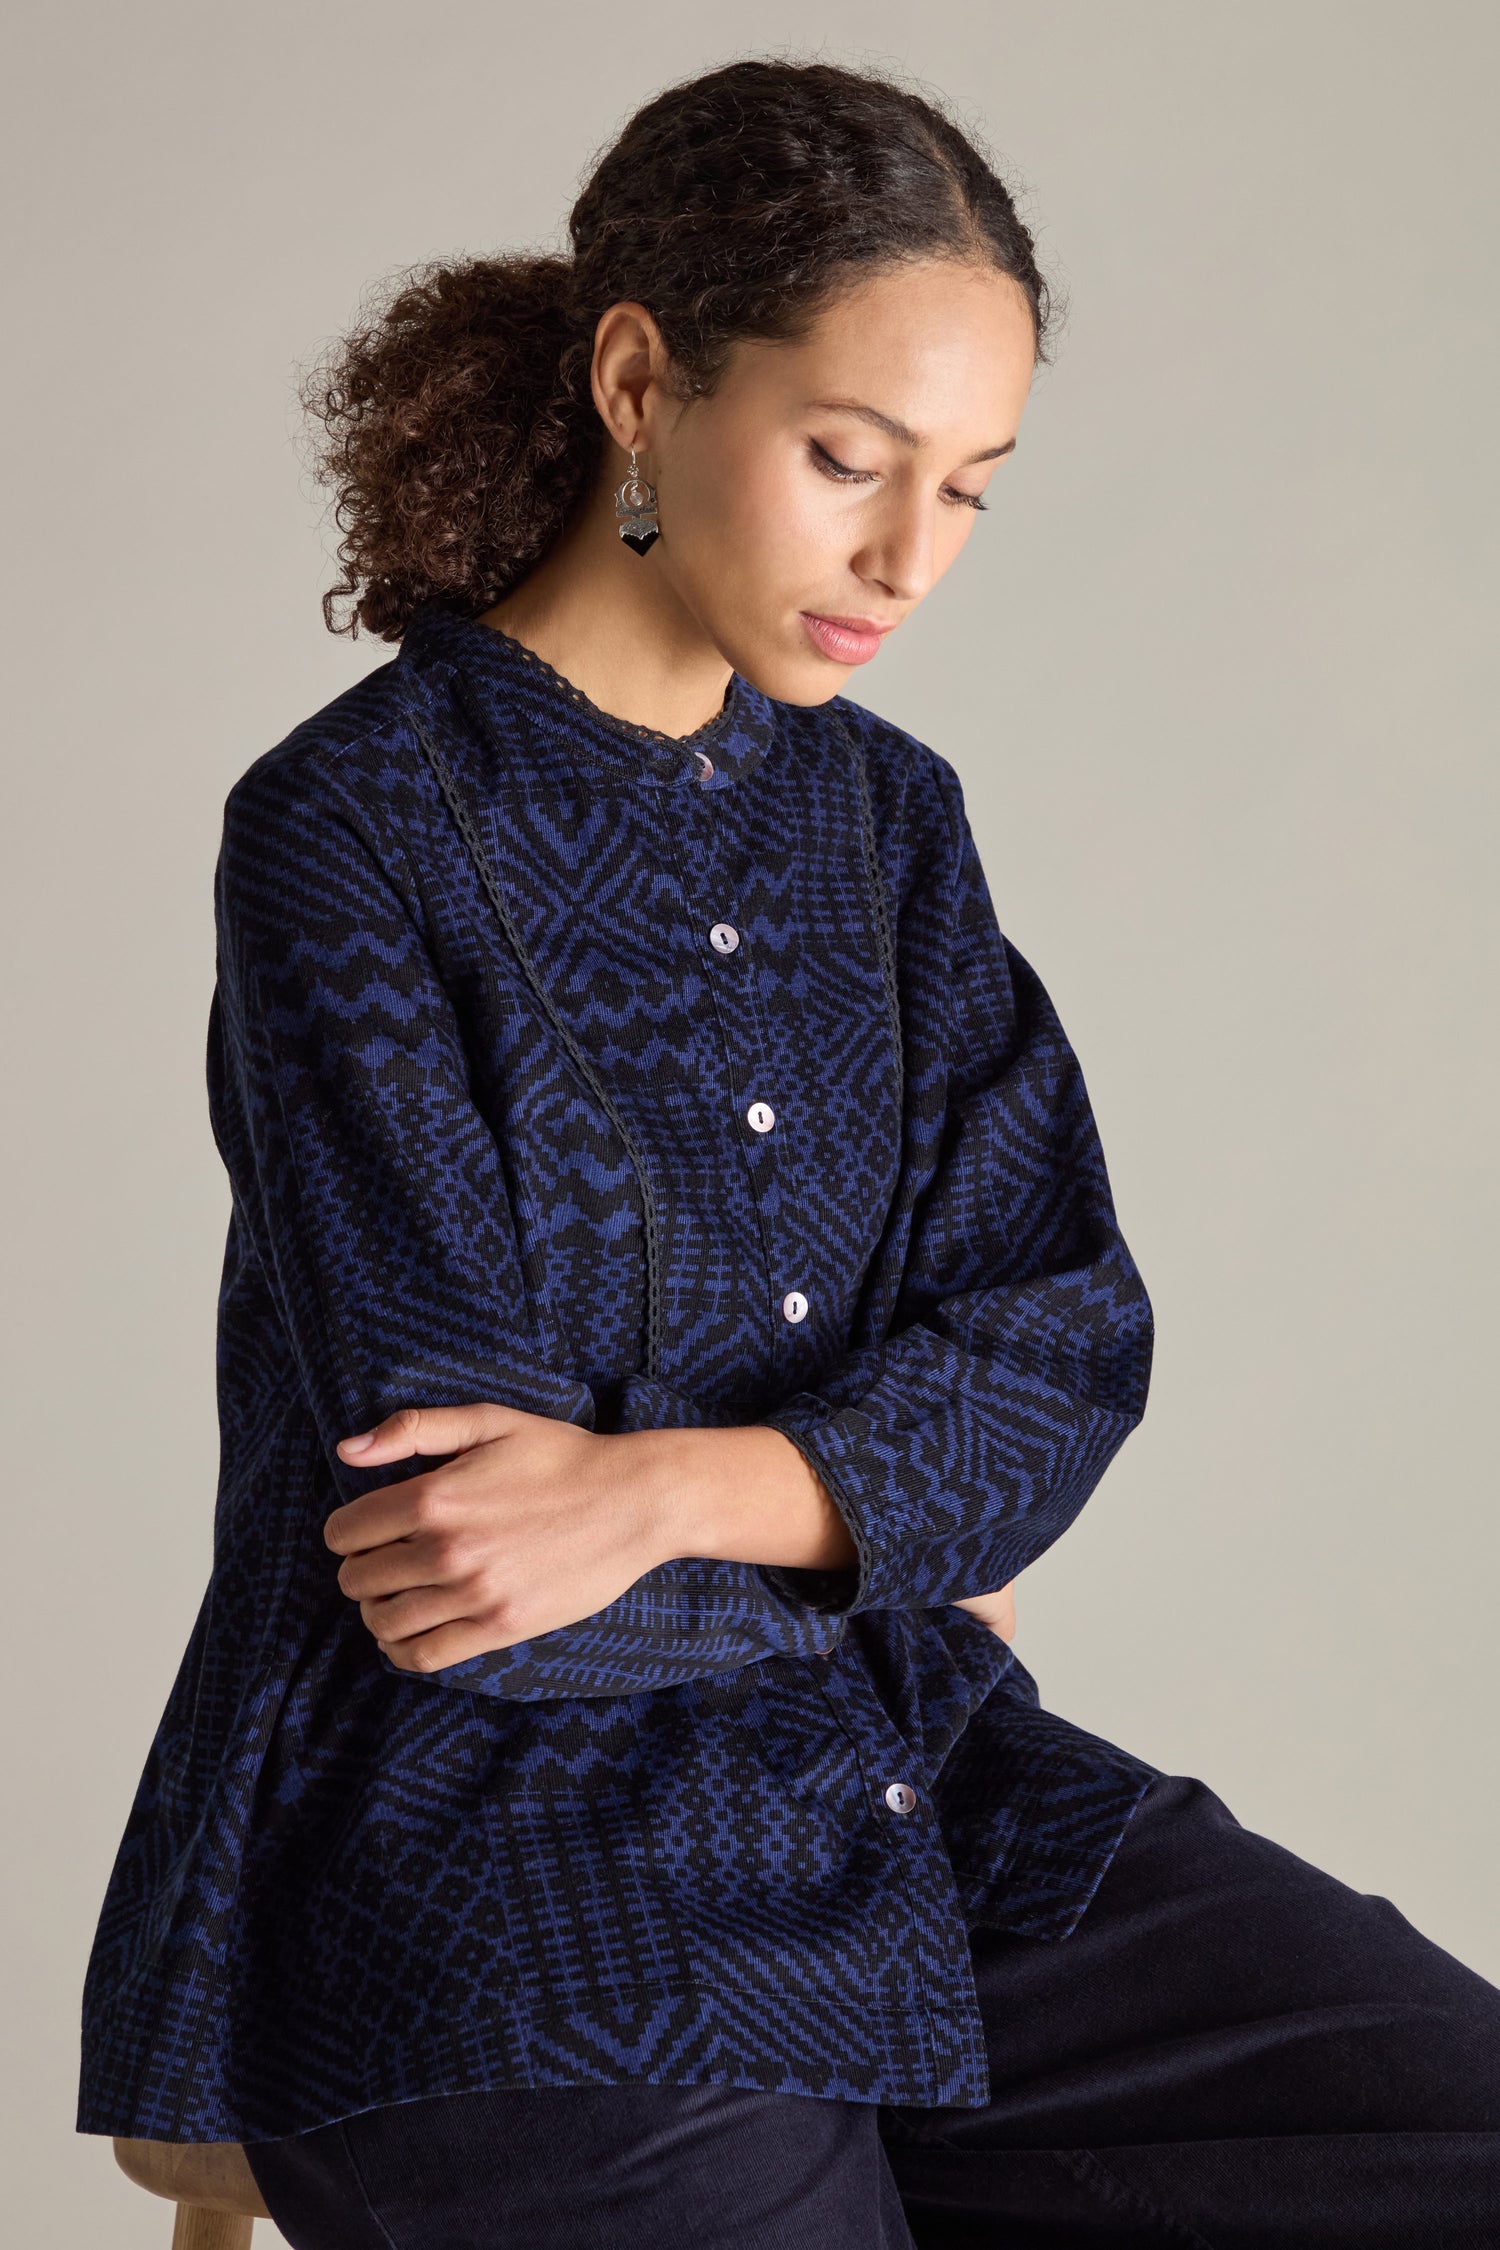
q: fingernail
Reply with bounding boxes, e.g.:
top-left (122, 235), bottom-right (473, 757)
top-left (340, 1431), bottom-right (375, 1454)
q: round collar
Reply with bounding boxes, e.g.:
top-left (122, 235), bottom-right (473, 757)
top-left (398, 600), bottom-right (778, 791)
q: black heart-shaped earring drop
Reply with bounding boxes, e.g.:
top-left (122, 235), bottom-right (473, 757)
top-left (614, 446), bottom-right (660, 555)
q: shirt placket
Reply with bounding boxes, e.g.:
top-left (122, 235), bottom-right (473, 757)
top-left (657, 767), bottom-right (991, 2106)
top-left (664, 780), bottom-right (820, 1379)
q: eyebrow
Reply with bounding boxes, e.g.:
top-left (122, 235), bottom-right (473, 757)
top-left (810, 398), bottom-right (1017, 464)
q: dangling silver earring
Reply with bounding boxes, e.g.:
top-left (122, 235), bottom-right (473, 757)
top-left (614, 446), bottom-right (659, 555)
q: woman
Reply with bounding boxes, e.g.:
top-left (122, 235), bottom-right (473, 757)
top-left (77, 56), bottom-right (1500, 2247)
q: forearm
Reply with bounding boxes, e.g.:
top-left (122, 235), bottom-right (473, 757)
top-left (632, 1423), bottom-right (1015, 1637)
top-left (630, 1423), bottom-right (858, 1575)
top-left (329, 1410), bottom-right (1006, 1706)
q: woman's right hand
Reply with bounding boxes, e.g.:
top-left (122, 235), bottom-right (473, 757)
top-left (949, 1581), bottom-right (1017, 1641)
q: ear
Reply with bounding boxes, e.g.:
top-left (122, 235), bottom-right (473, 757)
top-left (590, 299), bottom-right (672, 459)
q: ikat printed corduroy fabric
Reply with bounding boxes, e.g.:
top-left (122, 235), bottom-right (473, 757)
top-left (77, 600), bottom-right (1162, 2144)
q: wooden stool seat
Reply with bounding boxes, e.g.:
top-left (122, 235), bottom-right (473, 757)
top-left (113, 2136), bottom-right (270, 2248)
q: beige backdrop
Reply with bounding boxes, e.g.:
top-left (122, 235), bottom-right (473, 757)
top-left (4, 4), bottom-right (1495, 2241)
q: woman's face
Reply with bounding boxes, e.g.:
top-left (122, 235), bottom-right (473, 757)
top-left (636, 256), bottom-right (1036, 704)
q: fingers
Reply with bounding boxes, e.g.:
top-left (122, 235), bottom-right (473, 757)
top-left (330, 1512), bottom-right (483, 1643)
top-left (376, 1615), bottom-right (526, 1676)
top-left (324, 1467), bottom-right (468, 1555)
top-left (323, 1483), bottom-right (424, 1555)
top-left (948, 1581), bottom-right (1018, 1642)
top-left (336, 1401), bottom-right (515, 1465)
top-left (359, 1586), bottom-right (462, 1645)
top-left (335, 1535), bottom-right (444, 1599)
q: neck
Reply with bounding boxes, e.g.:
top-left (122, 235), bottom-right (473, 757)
top-left (478, 474), bottom-right (734, 740)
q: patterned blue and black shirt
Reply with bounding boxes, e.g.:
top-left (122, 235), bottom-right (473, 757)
top-left (77, 598), bottom-right (1161, 2144)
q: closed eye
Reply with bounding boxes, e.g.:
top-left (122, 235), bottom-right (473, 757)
top-left (809, 438), bottom-right (989, 513)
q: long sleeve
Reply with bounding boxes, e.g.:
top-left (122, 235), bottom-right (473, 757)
top-left (207, 744), bottom-right (842, 1699)
top-left (211, 762), bottom-right (591, 1449)
top-left (758, 781), bottom-right (1154, 1617)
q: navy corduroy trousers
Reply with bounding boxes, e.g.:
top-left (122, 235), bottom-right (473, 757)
top-left (245, 1773), bottom-right (1500, 2247)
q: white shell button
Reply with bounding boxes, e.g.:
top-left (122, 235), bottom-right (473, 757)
top-left (709, 922), bottom-right (740, 953)
top-left (884, 1782), bottom-right (919, 1815)
top-left (781, 1290), bottom-right (809, 1324)
top-left (746, 1100), bottom-right (776, 1133)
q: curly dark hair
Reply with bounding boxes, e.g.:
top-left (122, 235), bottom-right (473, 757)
top-left (300, 56), bottom-right (1058, 640)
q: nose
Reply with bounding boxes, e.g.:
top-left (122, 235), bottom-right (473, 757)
top-left (850, 491), bottom-right (937, 607)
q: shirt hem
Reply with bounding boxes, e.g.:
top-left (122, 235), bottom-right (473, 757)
top-left (79, 1980), bottom-right (996, 2144)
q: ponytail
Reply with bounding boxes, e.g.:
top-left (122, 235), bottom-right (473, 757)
top-left (301, 253), bottom-right (601, 639)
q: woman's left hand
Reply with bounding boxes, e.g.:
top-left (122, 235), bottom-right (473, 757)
top-left (949, 1582), bottom-right (1017, 1642)
top-left (326, 1403), bottom-right (672, 1673)
top-left (327, 1399), bottom-right (1019, 1671)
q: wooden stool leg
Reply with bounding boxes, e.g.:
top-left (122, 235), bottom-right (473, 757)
top-left (171, 2207), bottom-right (254, 2250)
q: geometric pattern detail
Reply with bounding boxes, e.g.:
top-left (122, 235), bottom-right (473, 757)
top-left (76, 599), bottom-right (1161, 2145)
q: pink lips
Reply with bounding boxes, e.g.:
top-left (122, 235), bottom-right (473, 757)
top-left (800, 612), bottom-right (895, 666)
